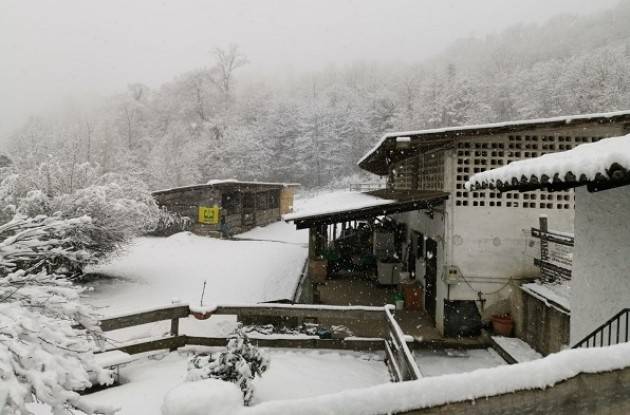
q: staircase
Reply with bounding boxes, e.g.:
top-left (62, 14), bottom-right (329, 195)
top-left (573, 308), bottom-right (630, 349)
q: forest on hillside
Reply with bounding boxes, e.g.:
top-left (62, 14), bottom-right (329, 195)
top-left (4, 1), bottom-right (630, 192)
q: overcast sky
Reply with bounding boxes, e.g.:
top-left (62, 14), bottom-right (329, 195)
top-left (0, 0), bottom-right (621, 139)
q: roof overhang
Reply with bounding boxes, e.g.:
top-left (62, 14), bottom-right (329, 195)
top-left (358, 110), bottom-right (630, 176)
top-left (152, 181), bottom-right (294, 196)
top-left (286, 189), bottom-right (449, 230)
top-left (466, 134), bottom-right (630, 194)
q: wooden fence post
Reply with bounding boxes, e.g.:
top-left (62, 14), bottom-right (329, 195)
top-left (539, 215), bottom-right (549, 282)
top-left (169, 318), bottom-right (180, 351)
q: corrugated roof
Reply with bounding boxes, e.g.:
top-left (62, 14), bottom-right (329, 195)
top-left (152, 180), bottom-right (299, 196)
top-left (358, 110), bottom-right (630, 175)
top-left (466, 134), bottom-right (630, 193)
top-left (285, 189), bottom-right (449, 229)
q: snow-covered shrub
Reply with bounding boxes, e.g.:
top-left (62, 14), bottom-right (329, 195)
top-left (0, 162), bottom-right (161, 239)
top-left (186, 326), bottom-right (269, 405)
top-left (54, 174), bottom-right (161, 242)
top-left (151, 207), bottom-right (192, 236)
top-left (162, 379), bottom-right (244, 415)
top-left (0, 214), bottom-right (117, 414)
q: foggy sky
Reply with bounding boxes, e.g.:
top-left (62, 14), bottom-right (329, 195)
top-left (0, 0), bottom-right (621, 139)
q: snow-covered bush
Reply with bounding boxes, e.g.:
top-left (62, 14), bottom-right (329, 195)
top-left (0, 162), bottom-right (161, 239)
top-left (186, 326), bottom-right (269, 405)
top-left (151, 207), bottom-right (192, 236)
top-left (0, 214), bottom-right (117, 414)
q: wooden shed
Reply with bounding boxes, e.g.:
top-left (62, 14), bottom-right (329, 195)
top-left (153, 180), bottom-right (299, 237)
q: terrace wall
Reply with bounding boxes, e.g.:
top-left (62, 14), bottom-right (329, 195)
top-left (400, 366), bottom-right (630, 415)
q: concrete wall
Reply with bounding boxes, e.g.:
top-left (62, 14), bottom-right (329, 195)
top-left (391, 205), bottom-right (447, 333)
top-left (512, 287), bottom-right (570, 355)
top-left (399, 366), bottom-right (630, 415)
top-left (386, 122), bottom-right (626, 333)
top-left (571, 186), bottom-right (630, 345)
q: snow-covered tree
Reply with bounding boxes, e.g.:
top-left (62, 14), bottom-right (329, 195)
top-left (0, 214), bottom-right (117, 414)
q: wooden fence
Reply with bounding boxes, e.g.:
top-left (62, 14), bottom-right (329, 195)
top-left (97, 303), bottom-right (420, 382)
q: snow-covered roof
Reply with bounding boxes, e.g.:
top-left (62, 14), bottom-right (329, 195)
top-left (152, 180), bottom-right (300, 195)
top-left (284, 189), bottom-right (449, 228)
top-left (358, 110), bottom-right (630, 175)
top-left (283, 191), bottom-right (393, 221)
top-left (466, 134), bottom-right (630, 192)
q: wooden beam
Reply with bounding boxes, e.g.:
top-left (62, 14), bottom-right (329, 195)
top-left (186, 336), bottom-right (384, 351)
top-left (213, 305), bottom-right (385, 321)
top-left (111, 336), bottom-right (188, 355)
top-left (100, 305), bottom-right (190, 331)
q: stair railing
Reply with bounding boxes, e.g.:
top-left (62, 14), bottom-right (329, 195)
top-left (572, 308), bottom-right (630, 349)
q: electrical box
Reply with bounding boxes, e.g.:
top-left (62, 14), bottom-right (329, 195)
top-left (444, 265), bottom-right (462, 285)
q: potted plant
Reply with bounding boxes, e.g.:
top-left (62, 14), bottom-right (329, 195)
top-left (491, 313), bottom-right (514, 336)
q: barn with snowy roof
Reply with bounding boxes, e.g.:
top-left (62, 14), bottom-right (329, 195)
top-left (468, 134), bottom-right (630, 349)
top-left (350, 110), bottom-right (630, 342)
top-left (153, 180), bottom-right (299, 237)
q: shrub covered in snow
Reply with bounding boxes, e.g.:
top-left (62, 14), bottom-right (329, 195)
top-left (0, 162), bottom-right (161, 239)
top-left (151, 207), bottom-right (192, 236)
top-left (186, 326), bottom-right (270, 405)
top-left (0, 214), bottom-right (119, 414)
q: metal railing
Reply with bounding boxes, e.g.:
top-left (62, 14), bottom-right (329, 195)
top-left (349, 183), bottom-right (383, 192)
top-left (573, 308), bottom-right (630, 349)
top-left (384, 306), bottom-right (422, 381)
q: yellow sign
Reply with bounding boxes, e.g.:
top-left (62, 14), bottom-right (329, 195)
top-left (198, 206), bottom-right (220, 224)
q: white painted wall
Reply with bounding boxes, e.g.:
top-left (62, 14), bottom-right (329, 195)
top-left (391, 208), bottom-right (446, 333)
top-left (571, 186), bottom-right (630, 345)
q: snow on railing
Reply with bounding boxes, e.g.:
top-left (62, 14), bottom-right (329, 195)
top-left (384, 306), bottom-right (422, 381)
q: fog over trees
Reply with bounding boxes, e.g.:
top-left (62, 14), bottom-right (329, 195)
top-left (5, 1), bottom-right (630, 190)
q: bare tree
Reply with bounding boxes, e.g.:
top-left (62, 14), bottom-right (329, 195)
top-left (209, 44), bottom-right (248, 107)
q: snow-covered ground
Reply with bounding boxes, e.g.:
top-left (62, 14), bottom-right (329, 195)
top-left (413, 348), bottom-right (506, 376)
top-left (87, 230), bottom-right (307, 316)
top-left (30, 348), bottom-right (389, 415)
top-left (84, 223), bottom-right (308, 343)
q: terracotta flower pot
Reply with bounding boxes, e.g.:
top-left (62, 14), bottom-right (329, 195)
top-left (491, 314), bottom-right (514, 336)
top-left (192, 311), bottom-right (212, 320)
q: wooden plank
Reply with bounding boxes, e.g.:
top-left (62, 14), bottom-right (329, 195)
top-left (100, 305), bottom-right (191, 331)
top-left (531, 228), bottom-right (574, 247)
top-left (213, 305), bottom-right (385, 321)
top-left (186, 336), bottom-right (385, 351)
top-left (111, 336), bottom-right (188, 355)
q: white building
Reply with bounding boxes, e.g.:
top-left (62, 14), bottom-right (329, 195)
top-left (468, 134), bottom-right (630, 346)
top-left (358, 110), bottom-right (630, 335)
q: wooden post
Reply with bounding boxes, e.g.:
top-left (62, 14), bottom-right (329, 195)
top-left (539, 215), bottom-right (549, 282)
top-left (169, 318), bottom-right (180, 351)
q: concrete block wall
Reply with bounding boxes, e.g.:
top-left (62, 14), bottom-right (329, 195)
top-left (399, 366), bottom-right (630, 415)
